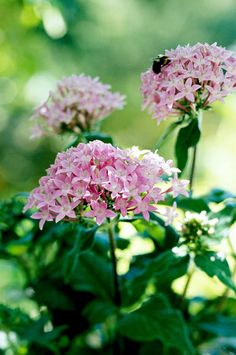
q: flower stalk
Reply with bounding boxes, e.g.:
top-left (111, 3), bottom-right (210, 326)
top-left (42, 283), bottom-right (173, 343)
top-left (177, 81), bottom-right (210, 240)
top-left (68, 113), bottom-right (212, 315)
top-left (181, 266), bottom-right (194, 302)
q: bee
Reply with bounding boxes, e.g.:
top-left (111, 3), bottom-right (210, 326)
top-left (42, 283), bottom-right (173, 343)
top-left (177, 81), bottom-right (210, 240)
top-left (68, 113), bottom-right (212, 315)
top-left (152, 55), bottom-right (171, 74)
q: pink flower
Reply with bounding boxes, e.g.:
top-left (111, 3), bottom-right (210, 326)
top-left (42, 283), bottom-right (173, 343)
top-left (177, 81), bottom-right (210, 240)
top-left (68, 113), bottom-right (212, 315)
top-left (31, 74), bottom-right (126, 138)
top-left (141, 43), bottom-right (236, 123)
top-left (50, 197), bottom-right (78, 223)
top-left (24, 141), bottom-right (188, 229)
top-left (114, 197), bottom-right (130, 217)
top-left (133, 196), bottom-right (157, 221)
top-left (85, 201), bottom-right (116, 225)
top-left (170, 172), bottom-right (189, 198)
top-left (31, 208), bottom-right (54, 230)
top-left (175, 78), bottom-right (201, 102)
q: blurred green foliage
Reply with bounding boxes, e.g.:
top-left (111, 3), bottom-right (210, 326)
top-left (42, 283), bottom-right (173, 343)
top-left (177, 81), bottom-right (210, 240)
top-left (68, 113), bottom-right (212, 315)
top-left (1, 0), bottom-right (236, 197)
top-left (0, 190), bottom-right (236, 353)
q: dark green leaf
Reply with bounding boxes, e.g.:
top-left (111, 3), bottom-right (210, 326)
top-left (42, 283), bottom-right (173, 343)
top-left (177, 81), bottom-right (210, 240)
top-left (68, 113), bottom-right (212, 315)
top-left (33, 280), bottom-right (75, 310)
top-left (71, 251), bottom-right (114, 301)
top-left (176, 196), bottom-right (210, 213)
top-left (133, 218), bottom-right (166, 247)
top-left (149, 213), bottom-right (180, 249)
top-left (84, 132), bottom-right (113, 144)
top-left (203, 188), bottom-right (236, 203)
top-left (195, 251), bottom-right (236, 292)
top-left (118, 295), bottom-right (194, 354)
top-left (63, 225), bottom-right (97, 276)
top-left (122, 251), bottom-right (190, 306)
top-left (83, 299), bottom-right (117, 324)
top-left (175, 118), bottom-right (201, 172)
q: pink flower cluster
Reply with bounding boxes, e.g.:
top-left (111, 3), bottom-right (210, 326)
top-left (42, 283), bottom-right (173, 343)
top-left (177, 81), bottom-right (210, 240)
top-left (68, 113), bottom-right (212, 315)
top-left (31, 74), bottom-right (125, 138)
top-left (24, 140), bottom-right (188, 229)
top-left (141, 43), bottom-right (236, 123)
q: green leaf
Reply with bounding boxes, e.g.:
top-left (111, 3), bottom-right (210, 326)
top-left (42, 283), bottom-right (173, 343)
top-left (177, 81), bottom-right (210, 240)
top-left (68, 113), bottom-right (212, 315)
top-left (203, 188), bottom-right (236, 203)
top-left (175, 118), bottom-right (201, 172)
top-left (156, 254), bottom-right (190, 287)
top-left (84, 132), bottom-right (113, 144)
top-left (83, 299), bottom-right (117, 324)
top-left (122, 250), bottom-right (190, 306)
top-left (33, 280), bottom-right (75, 310)
top-left (122, 213), bottom-right (179, 249)
top-left (149, 213), bottom-right (180, 249)
top-left (63, 225), bottom-right (97, 276)
top-left (194, 251), bottom-right (236, 292)
top-left (71, 251), bottom-right (114, 301)
top-left (199, 315), bottom-right (236, 337)
top-left (118, 294), bottom-right (194, 354)
top-left (176, 196), bottom-right (210, 213)
top-left (133, 218), bottom-right (166, 247)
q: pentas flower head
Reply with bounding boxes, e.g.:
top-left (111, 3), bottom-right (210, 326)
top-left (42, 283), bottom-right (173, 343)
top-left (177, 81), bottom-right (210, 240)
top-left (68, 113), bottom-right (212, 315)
top-left (24, 140), bottom-right (188, 229)
top-left (31, 74), bottom-right (125, 138)
top-left (178, 211), bottom-right (219, 251)
top-left (141, 43), bottom-right (236, 123)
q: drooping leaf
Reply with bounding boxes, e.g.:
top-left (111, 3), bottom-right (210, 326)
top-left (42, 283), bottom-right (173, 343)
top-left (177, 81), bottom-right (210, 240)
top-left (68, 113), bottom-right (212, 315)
top-left (118, 294), bottom-right (194, 354)
top-left (199, 315), bottom-right (236, 337)
top-left (194, 251), bottom-right (236, 292)
top-left (175, 118), bottom-right (201, 172)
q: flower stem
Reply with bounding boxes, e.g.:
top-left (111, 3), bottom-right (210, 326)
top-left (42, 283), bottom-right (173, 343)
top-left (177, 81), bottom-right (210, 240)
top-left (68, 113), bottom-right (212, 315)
top-left (181, 268), bottom-right (194, 301)
top-left (107, 221), bottom-right (121, 307)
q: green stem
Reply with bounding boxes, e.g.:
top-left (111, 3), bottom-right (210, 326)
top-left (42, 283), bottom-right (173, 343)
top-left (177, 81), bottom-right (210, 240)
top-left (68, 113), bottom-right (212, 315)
top-left (181, 268), bottom-right (194, 301)
top-left (107, 222), bottom-right (121, 307)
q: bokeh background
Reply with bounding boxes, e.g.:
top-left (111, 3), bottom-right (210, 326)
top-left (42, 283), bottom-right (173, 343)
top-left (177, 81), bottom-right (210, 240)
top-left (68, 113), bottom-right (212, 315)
top-left (1, 0), bottom-right (236, 198)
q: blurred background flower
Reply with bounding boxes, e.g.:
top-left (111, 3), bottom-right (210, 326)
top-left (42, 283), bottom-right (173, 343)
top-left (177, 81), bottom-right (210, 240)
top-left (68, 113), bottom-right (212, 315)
top-left (1, 0), bottom-right (236, 197)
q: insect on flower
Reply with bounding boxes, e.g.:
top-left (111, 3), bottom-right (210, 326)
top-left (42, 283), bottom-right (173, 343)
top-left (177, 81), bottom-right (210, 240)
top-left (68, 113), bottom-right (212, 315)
top-left (152, 55), bottom-right (171, 74)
